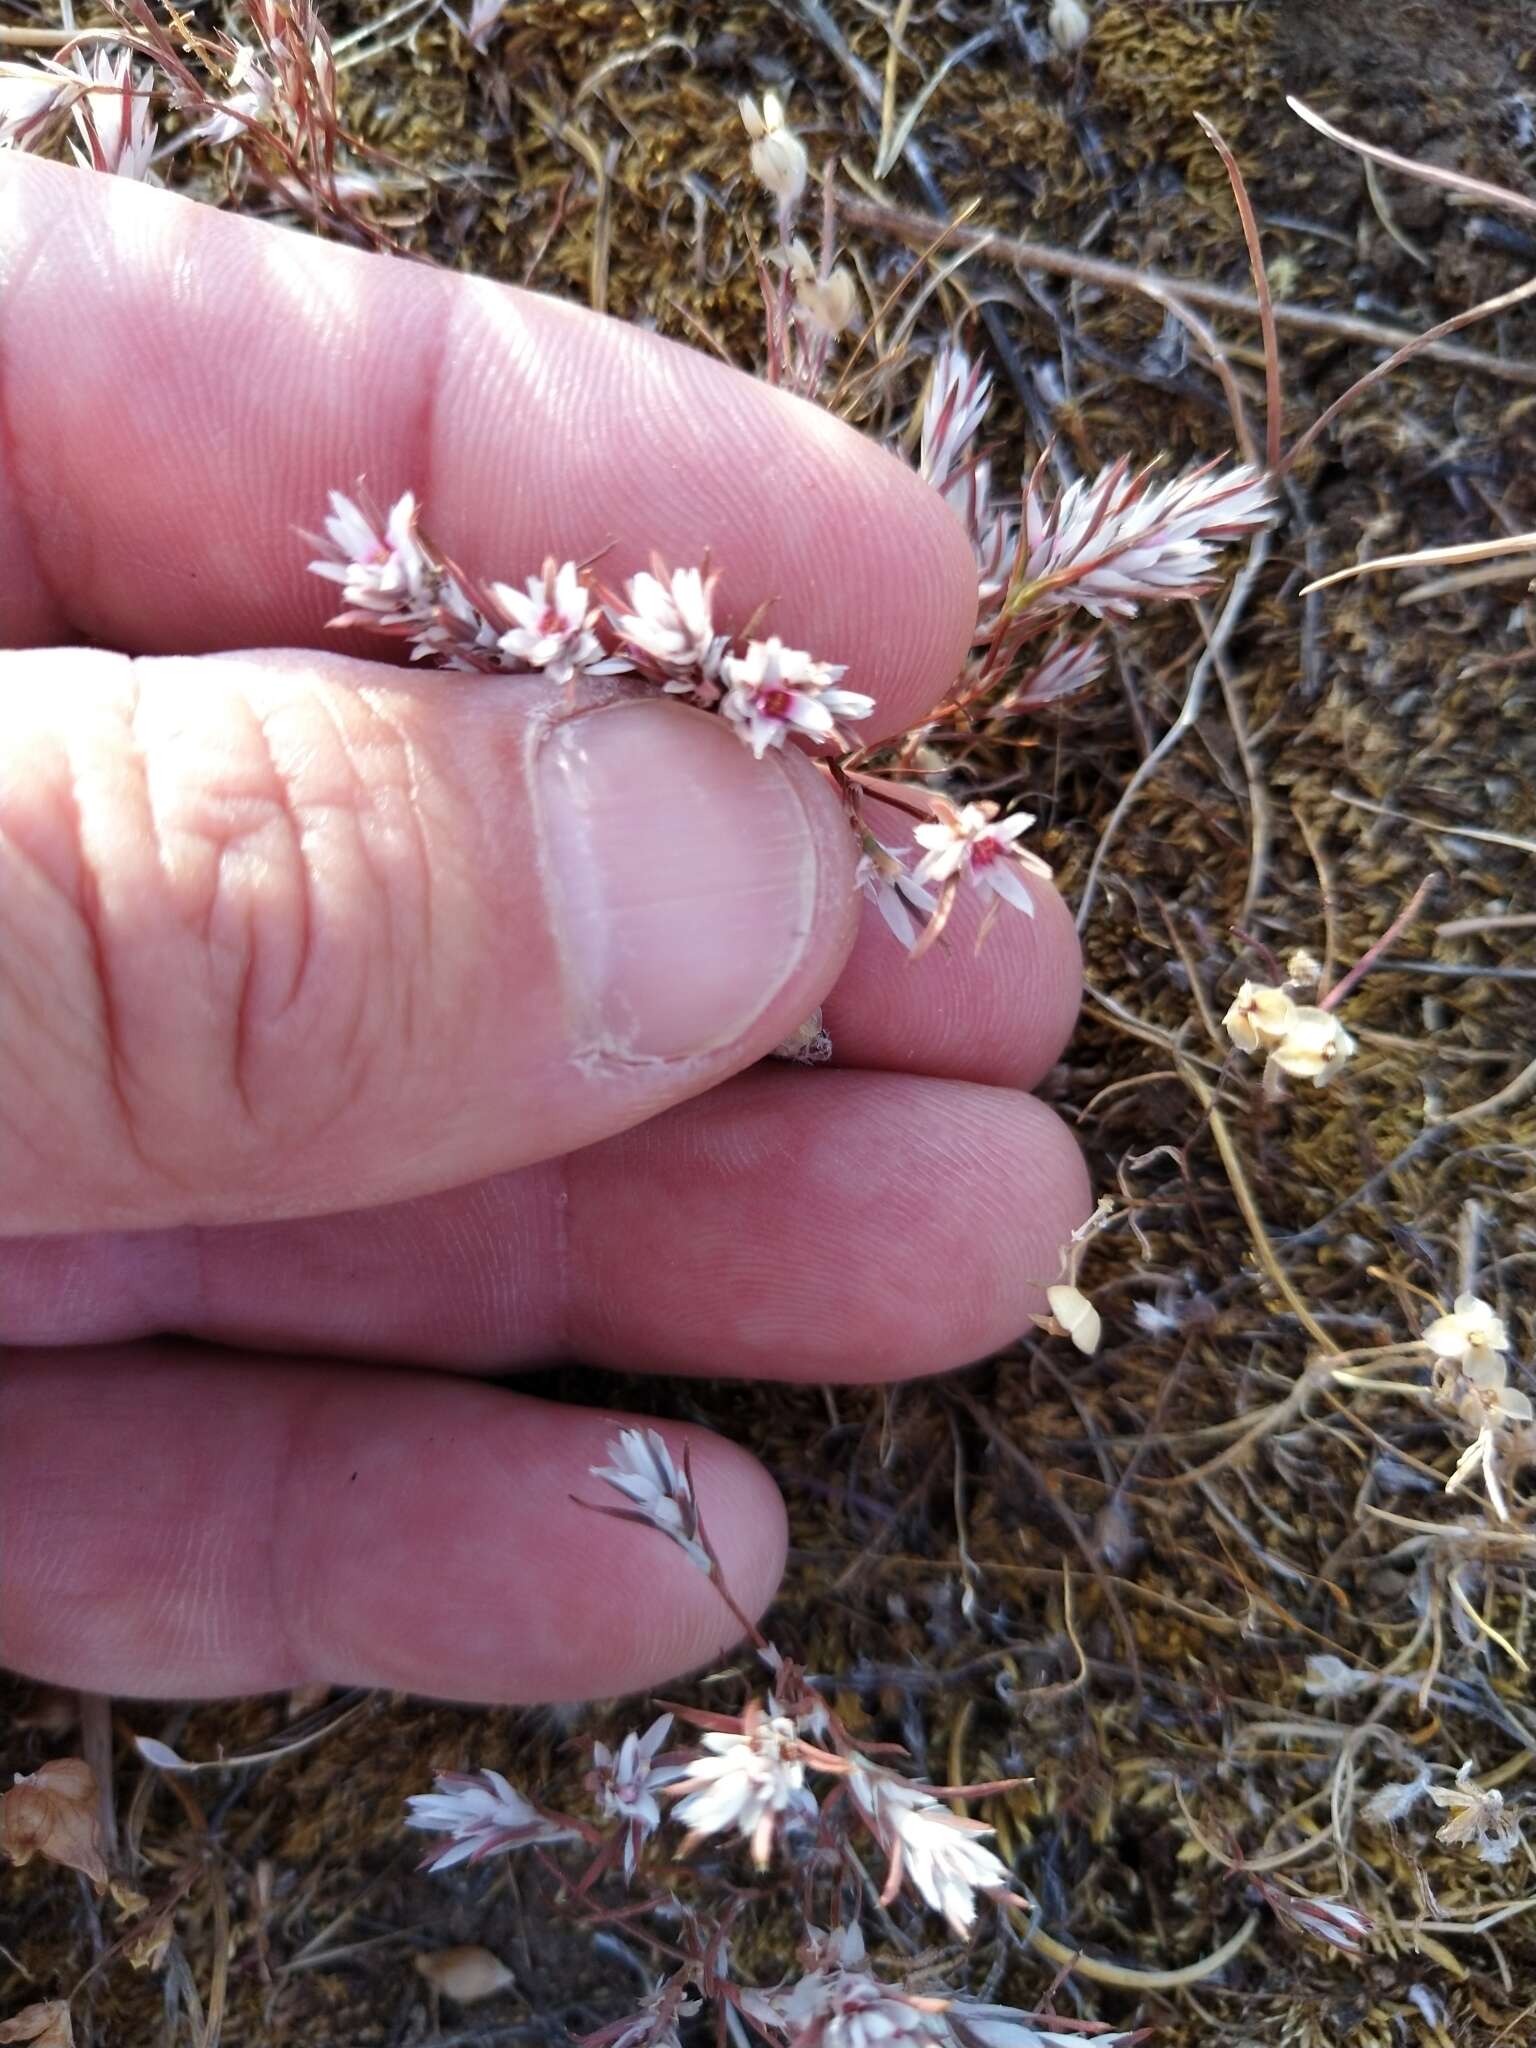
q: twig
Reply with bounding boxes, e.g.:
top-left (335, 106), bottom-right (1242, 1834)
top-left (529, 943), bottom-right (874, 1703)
top-left (1075, 529), bottom-right (1273, 933)
top-left (1285, 272), bottom-right (1536, 472)
top-left (1194, 114), bottom-right (1282, 472)
top-left (1318, 874), bottom-right (1435, 1009)
top-left (836, 192), bottom-right (1536, 386)
top-left (1020, 1910), bottom-right (1259, 1989)
top-left (1288, 95), bottom-right (1536, 225)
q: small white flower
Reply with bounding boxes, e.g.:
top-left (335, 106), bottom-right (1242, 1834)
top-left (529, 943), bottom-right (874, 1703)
top-left (491, 558), bottom-right (629, 687)
top-left (671, 1704), bottom-right (817, 1866)
top-left (404, 1769), bottom-right (575, 1873)
top-left (1423, 1293), bottom-right (1509, 1371)
top-left (1428, 1760), bottom-right (1523, 1866)
top-left (611, 563), bottom-right (726, 688)
top-left (1222, 980), bottom-right (1295, 1055)
top-left (1266, 1004), bottom-right (1357, 1086)
top-left (719, 637), bottom-right (874, 758)
top-left (71, 47), bottom-right (157, 181)
top-left (310, 490), bottom-right (436, 615)
top-left (848, 1767), bottom-right (1015, 1937)
top-left (911, 802), bottom-right (1051, 919)
top-left (190, 46), bottom-right (276, 146)
top-left (855, 836), bottom-right (937, 946)
top-left (589, 1427), bottom-right (712, 1573)
top-left (740, 90), bottom-right (808, 208)
top-left (590, 1714), bottom-right (680, 1878)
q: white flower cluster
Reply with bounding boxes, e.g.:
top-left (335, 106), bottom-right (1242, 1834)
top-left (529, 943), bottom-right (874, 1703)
top-left (744, 1925), bottom-right (1138, 2048)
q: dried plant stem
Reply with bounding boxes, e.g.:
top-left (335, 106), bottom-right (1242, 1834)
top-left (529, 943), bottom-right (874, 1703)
top-left (1075, 529), bottom-right (1272, 934)
top-left (1318, 874), bottom-right (1435, 1010)
top-left (1288, 95), bottom-right (1536, 224)
top-left (1194, 114), bottom-right (1282, 472)
top-left (1177, 1056), bottom-right (1340, 1356)
top-left (835, 193), bottom-right (1536, 387)
top-left (1019, 1910), bottom-right (1259, 1989)
top-left (1286, 271), bottom-right (1536, 472)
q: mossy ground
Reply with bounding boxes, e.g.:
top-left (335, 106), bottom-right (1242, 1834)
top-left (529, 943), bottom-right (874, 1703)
top-left (5, 3), bottom-right (1536, 2043)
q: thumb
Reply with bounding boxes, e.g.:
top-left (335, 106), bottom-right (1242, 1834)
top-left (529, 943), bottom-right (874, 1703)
top-left (0, 646), bottom-right (858, 1232)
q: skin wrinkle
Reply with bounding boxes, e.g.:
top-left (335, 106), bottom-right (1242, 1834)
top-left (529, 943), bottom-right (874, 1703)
top-left (0, 204), bottom-right (67, 640)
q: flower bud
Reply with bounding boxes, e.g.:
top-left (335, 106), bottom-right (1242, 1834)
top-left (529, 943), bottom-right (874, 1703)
top-left (1048, 0), bottom-right (1092, 52)
top-left (740, 91), bottom-right (807, 207)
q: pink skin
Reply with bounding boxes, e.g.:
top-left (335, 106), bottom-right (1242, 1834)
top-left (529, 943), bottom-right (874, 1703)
top-left (0, 156), bottom-right (1088, 1705)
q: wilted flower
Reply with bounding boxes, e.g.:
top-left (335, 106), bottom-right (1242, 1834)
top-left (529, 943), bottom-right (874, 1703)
top-left (590, 1427), bottom-right (713, 1572)
top-left (1253, 1876), bottom-right (1373, 1955)
top-left (911, 802), bottom-right (1051, 919)
top-left (1222, 980), bottom-right (1295, 1055)
top-left (70, 48), bottom-right (157, 181)
top-left (848, 1767), bottom-right (1016, 1938)
top-left (0, 2003), bottom-right (73, 2048)
top-left (671, 1703), bottom-right (817, 1866)
top-left (1284, 947), bottom-right (1323, 989)
top-left (1361, 1770), bottom-right (1432, 1827)
top-left (1444, 1369), bottom-right (1533, 1522)
top-left (1005, 635), bottom-right (1106, 710)
top-left (1042, 1283), bottom-right (1101, 1355)
top-left (464, 0), bottom-right (504, 51)
top-left (771, 1008), bottom-right (833, 1064)
top-left (1424, 1293), bottom-right (1508, 1372)
top-left (611, 562), bottom-right (726, 691)
top-left (1016, 457), bottom-right (1272, 619)
top-left (189, 45), bottom-right (276, 145)
top-left (1428, 1760), bottom-right (1523, 1866)
top-left (1266, 1004), bottom-right (1357, 1085)
top-left (719, 637), bottom-right (874, 758)
top-left (404, 1769), bottom-right (576, 1872)
top-left (590, 1715), bottom-right (680, 1878)
top-left (1, 1759), bottom-right (107, 1890)
top-left (414, 1946), bottom-right (516, 2004)
top-left (793, 264), bottom-right (860, 338)
top-left (856, 835), bottom-right (937, 946)
top-left (491, 558), bottom-right (630, 687)
top-left (740, 91), bottom-right (808, 209)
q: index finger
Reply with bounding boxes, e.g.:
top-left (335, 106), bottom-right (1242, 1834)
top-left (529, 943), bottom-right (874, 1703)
top-left (0, 156), bottom-right (975, 739)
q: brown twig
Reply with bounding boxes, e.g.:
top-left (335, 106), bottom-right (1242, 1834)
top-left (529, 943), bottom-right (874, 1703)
top-left (835, 192), bottom-right (1536, 387)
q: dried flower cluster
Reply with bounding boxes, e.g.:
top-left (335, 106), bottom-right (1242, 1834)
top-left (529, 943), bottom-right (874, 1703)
top-left (1422, 1294), bottom-right (1533, 1521)
top-left (1222, 978), bottom-right (1357, 1088)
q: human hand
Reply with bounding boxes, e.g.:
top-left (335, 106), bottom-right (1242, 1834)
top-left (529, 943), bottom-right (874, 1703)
top-left (0, 156), bottom-right (1088, 1707)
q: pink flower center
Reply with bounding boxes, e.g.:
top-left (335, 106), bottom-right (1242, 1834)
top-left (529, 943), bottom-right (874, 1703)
top-left (968, 835), bottom-right (999, 867)
top-left (756, 685), bottom-right (792, 719)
